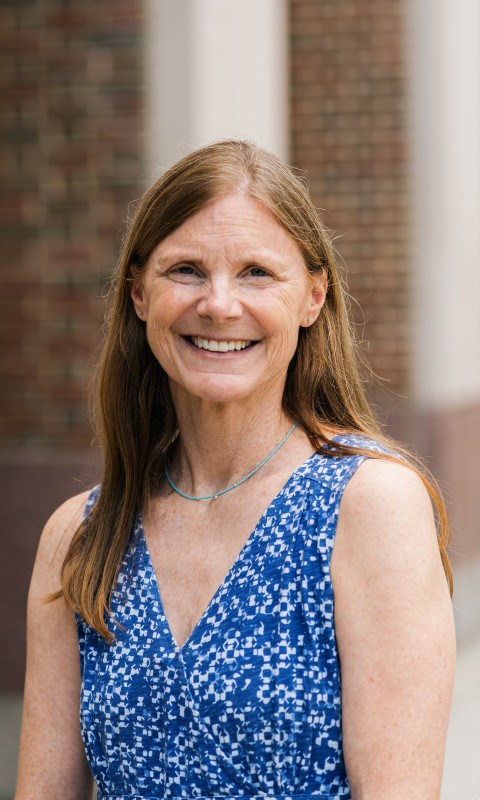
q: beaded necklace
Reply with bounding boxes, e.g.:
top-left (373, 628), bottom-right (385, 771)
top-left (164, 423), bottom-right (297, 501)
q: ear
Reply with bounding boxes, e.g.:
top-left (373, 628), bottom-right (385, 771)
top-left (130, 279), bottom-right (147, 321)
top-left (300, 271), bottom-right (328, 327)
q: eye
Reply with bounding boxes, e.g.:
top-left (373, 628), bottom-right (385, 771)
top-left (246, 266), bottom-right (269, 278)
top-left (167, 263), bottom-right (203, 282)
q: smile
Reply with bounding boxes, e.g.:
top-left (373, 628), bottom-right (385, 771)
top-left (190, 336), bottom-right (253, 352)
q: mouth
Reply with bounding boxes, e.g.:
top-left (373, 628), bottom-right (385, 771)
top-left (188, 336), bottom-right (256, 352)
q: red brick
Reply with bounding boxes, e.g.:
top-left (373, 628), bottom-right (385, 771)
top-left (290, 0), bottom-right (409, 393)
top-left (0, 0), bottom-right (145, 448)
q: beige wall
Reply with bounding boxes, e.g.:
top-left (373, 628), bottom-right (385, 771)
top-left (145, 0), bottom-right (288, 174)
top-left (408, 0), bottom-right (480, 408)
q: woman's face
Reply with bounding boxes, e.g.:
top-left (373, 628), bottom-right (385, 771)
top-left (131, 192), bottom-right (326, 407)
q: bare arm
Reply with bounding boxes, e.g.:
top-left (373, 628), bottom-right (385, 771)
top-left (15, 491), bottom-right (94, 800)
top-left (331, 459), bottom-right (455, 800)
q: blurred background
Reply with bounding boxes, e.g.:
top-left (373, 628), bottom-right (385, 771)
top-left (0, 0), bottom-right (478, 797)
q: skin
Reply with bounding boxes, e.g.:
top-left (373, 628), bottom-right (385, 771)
top-left (16, 492), bottom-right (93, 800)
top-left (16, 192), bottom-right (455, 799)
top-left (333, 461), bottom-right (455, 799)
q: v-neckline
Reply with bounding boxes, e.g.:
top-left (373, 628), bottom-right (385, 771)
top-left (136, 449), bottom-right (320, 654)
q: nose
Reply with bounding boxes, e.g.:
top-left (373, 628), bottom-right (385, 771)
top-left (196, 275), bottom-right (243, 321)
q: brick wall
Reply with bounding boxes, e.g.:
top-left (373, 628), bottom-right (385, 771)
top-left (290, 0), bottom-right (410, 394)
top-left (0, 0), bottom-right (146, 690)
top-left (0, 0), bottom-right (146, 450)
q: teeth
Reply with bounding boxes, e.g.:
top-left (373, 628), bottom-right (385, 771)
top-left (190, 337), bottom-right (252, 352)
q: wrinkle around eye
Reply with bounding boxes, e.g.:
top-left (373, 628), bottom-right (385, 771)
top-left (240, 265), bottom-right (276, 283)
top-left (174, 264), bottom-right (197, 275)
top-left (167, 265), bottom-right (204, 283)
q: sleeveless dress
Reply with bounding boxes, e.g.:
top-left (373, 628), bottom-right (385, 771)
top-left (77, 435), bottom-right (384, 800)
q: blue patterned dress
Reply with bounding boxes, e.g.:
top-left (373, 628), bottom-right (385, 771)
top-left (77, 435), bottom-right (382, 800)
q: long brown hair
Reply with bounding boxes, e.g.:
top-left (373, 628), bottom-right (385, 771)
top-left (51, 140), bottom-right (452, 642)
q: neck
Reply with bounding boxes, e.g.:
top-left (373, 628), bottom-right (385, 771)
top-left (167, 386), bottom-right (297, 498)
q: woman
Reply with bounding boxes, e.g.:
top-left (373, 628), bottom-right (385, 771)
top-left (16, 140), bottom-right (455, 800)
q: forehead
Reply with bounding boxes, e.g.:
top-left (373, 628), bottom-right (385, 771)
top-left (151, 192), bottom-right (304, 265)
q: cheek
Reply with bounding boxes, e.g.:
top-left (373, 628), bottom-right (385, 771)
top-left (265, 322), bottom-right (301, 364)
top-left (145, 289), bottom-right (180, 334)
top-left (280, 324), bottom-right (301, 354)
top-left (145, 314), bottom-right (173, 367)
top-left (255, 286), bottom-right (301, 319)
top-left (276, 282), bottom-right (312, 320)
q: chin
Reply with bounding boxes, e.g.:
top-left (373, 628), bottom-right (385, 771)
top-left (176, 376), bottom-right (259, 405)
top-left (190, 387), bottom-right (253, 405)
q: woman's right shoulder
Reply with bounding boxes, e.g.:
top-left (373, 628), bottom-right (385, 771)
top-left (31, 489), bottom-right (93, 597)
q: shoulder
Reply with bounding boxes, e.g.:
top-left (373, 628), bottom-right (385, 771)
top-left (30, 490), bottom-right (92, 597)
top-left (338, 457), bottom-right (435, 542)
top-left (341, 452), bottom-right (429, 504)
top-left (41, 489), bottom-right (92, 554)
top-left (331, 458), bottom-right (445, 595)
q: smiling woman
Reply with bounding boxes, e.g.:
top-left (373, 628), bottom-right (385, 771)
top-left (16, 140), bottom-right (455, 800)
top-left (130, 192), bottom-right (326, 407)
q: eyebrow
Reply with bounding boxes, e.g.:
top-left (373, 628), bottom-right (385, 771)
top-left (153, 245), bottom-right (290, 271)
top-left (154, 248), bottom-right (205, 266)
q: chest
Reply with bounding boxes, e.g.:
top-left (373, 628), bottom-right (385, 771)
top-left (141, 484), bottom-right (286, 648)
